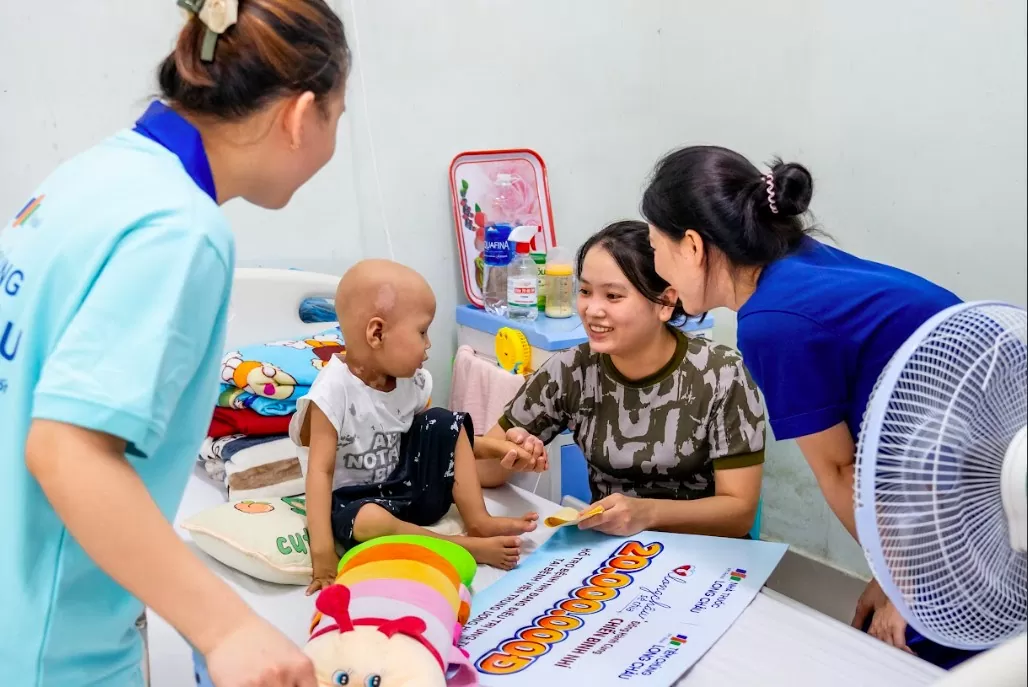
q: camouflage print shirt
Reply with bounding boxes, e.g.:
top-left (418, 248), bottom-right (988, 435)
top-left (499, 330), bottom-right (766, 502)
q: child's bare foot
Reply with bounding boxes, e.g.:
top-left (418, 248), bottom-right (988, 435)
top-left (466, 512), bottom-right (538, 538)
top-left (463, 535), bottom-right (522, 570)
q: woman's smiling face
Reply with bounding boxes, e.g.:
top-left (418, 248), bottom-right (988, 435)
top-left (577, 244), bottom-right (670, 356)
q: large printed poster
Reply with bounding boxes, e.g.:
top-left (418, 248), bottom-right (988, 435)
top-left (460, 529), bottom-right (787, 686)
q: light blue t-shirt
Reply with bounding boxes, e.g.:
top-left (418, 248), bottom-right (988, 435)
top-left (0, 123), bottom-right (234, 684)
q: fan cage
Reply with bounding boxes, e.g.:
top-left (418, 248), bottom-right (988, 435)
top-left (855, 301), bottom-right (1027, 649)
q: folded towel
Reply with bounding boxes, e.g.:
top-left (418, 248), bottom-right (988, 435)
top-left (448, 345), bottom-right (525, 436)
top-left (218, 326), bottom-right (345, 416)
top-left (202, 458), bottom-right (227, 485)
top-left (197, 435), bottom-right (240, 489)
top-left (199, 434), bottom-right (305, 500)
top-left (209, 407), bottom-right (292, 438)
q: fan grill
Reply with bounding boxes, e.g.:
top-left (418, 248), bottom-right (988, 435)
top-left (855, 302), bottom-right (1027, 649)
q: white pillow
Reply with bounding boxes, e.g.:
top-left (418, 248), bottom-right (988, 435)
top-left (183, 498), bottom-right (466, 585)
top-left (182, 496), bottom-right (313, 585)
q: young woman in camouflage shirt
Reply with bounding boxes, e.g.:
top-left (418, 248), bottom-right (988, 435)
top-left (477, 221), bottom-right (766, 538)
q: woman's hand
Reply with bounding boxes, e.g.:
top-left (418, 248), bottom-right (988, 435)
top-left (852, 578), bottom-right (912, 653)
top-left (206, 614), bottom-right (317, 686)
top-left (498, 427), bottom-right (548, 472)
top-left (578, 493), bottom-right (654, 537)
top-left (869, 601), bottom-right (913, 653)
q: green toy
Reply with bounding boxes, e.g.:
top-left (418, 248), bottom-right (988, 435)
top-left (338, 534), bottom-right (477, 587)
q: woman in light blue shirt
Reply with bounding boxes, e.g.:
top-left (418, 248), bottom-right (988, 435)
top-left (0, 2), bottom-right (349, 685)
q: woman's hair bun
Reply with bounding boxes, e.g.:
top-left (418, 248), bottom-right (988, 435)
top-left (643, 145), bottom-right (819, 267)
top-left (159, 0), bottom-right (350, 119)
top-left (770, 159), bottom-right (814, 217)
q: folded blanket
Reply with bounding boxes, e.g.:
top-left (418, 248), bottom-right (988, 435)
top-left (197, 435), bottom-right (240, 490)
top-left (209, 407), bottom-right (292, 438)
top-left (218, 326), bottom-right (344, 416)
top-left (201, 457), bottom-right (227, 485)
top-left (199, 434), bottom-right (306, 500)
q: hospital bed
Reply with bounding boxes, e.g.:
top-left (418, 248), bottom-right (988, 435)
top-left (145, 268), bottom-right (945, 686)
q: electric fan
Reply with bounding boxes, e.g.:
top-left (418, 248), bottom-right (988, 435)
top-left (854, 301), bottom-right (1027, 685)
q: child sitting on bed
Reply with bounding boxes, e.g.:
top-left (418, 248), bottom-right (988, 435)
top-left (290, 259), bottom-right (539, 595)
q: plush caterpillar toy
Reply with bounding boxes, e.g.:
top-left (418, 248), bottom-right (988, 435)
top-left (305, 534), bottom-right (479, 686)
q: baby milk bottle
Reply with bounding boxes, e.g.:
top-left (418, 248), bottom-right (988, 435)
top-left (544, 246), bottom-right (575, 318)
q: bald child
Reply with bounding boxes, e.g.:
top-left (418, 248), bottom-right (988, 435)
top-left (290, 260), bottom-right (538, 595)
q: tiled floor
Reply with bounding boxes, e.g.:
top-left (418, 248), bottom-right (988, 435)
top-left (765, 549), bottom-right (871, 624)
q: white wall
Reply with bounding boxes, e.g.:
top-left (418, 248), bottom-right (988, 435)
top-left (3, 0), bottom-right (1025, 575)
top-left (0, 0), bottom-right (364, 271)
top-left (338, 0), bottom-right (1027, 575)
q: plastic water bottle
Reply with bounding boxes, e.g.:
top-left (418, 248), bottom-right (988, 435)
top-left (482, 224), bottom-right (512, 316)
top-left (492, 173), bottom-right (520, 223)
top-left (481, 173), bottom-right (521, 316)
top-left (506, 225), bottom-right (539, 322)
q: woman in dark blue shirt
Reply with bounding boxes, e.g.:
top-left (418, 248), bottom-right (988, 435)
top-left (641, 145), bottom-right (973, 668)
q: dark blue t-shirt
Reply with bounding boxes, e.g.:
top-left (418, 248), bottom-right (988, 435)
top-left (737, 238), bottom-right (961, 442)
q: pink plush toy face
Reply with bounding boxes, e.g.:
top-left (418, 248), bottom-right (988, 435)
top-left (305, 585), bottom-right (447, 687)
top-left (306, 625), bottom-right (445, 687)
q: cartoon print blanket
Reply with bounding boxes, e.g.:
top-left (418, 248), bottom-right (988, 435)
top-left (218, 326), bottom-right (345, 416)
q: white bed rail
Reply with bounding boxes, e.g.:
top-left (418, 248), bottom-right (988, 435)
top-left (226, 268), bottom-right (341, 350)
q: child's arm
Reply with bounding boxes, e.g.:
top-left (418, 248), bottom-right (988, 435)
top-left (304, 404), bottom-right (340, 596)
top-left (25, 420), bottom-right (316, 686)
top-left (474, 427), bottom-right (545, 463)
top-left (474, 424), bottom-right (549, 487)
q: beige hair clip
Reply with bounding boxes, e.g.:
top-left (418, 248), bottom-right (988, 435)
top-left (177, 0), bottom-right (239, 62)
